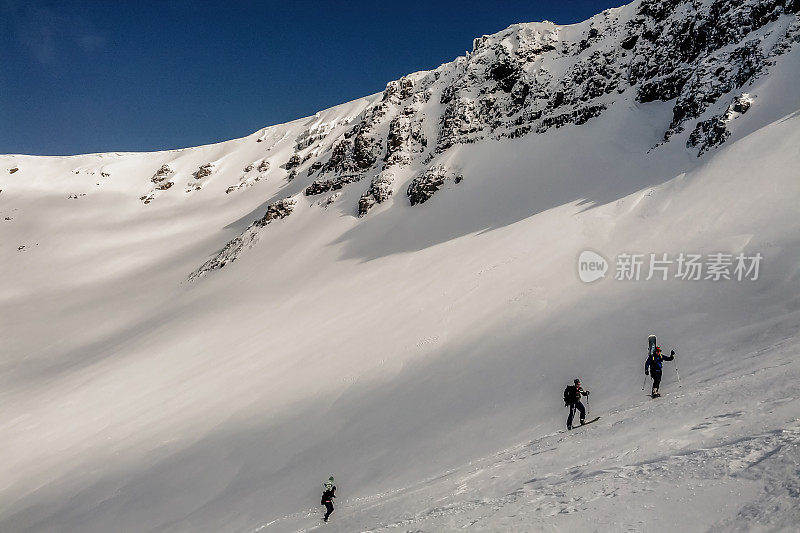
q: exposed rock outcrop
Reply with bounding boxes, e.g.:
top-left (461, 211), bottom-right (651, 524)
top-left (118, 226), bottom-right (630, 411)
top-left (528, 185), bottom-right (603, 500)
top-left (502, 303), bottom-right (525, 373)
top-left (305, 175), bottom-right (363, 196)
top-left (193, 163), bottom-right (214, 180)
top-left (190, 198), bottom-right (296, 279)
top-left (687, 93), bottom-right (754, 155)
top-left (190, 0), bottom-right (799, 277)
top-left (407, 166), bottom-right (463, 206)
top-left (151, 164), bottom-right (173, 183)
top-left (358, 171), bottom-right (395, 216)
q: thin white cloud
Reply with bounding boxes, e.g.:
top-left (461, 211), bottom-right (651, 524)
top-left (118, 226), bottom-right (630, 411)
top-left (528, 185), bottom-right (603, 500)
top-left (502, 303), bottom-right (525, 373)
top-left (3, 0), bottom-right (107, 66)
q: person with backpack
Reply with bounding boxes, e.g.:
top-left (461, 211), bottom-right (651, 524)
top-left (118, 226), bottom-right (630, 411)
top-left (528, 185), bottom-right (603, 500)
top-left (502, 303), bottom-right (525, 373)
top-left (645, 346), bottom-right (675, 398)
top-left (563, 378), bottom-right (590, 430)
top-left (321, 476), bottom-right (336, 523)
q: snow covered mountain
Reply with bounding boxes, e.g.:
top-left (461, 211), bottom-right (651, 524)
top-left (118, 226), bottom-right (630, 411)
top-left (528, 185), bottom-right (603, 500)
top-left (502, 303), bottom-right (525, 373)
top-left (1, 0), bottom-right (799, 531)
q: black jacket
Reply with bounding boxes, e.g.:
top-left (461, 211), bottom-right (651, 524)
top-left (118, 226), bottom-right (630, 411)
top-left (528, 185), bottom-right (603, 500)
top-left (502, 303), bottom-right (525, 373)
top-left (564, 385), bottom-right (588, 405)
top-left (645, 351), bottom-right (674, 373)
top-left (321, 487), bottom-right (336, 505)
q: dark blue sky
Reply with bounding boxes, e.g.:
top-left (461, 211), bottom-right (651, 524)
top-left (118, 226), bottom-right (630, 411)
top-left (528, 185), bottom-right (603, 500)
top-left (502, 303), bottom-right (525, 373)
top-left (1, 0), bottom-right (628, 155)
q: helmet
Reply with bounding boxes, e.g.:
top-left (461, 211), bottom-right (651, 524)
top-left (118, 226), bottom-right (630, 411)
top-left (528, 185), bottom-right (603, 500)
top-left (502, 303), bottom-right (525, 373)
top-left (329, 476), bottom-right (334, 482)
top-left (655, 346), bottom-right (662, 353)
top-left (574, 378), bottom-right (581, 384)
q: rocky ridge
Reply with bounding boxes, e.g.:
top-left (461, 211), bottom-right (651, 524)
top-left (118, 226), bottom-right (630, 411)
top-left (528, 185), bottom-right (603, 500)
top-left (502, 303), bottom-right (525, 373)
top-left (191, 0), bottom-right (798, 278)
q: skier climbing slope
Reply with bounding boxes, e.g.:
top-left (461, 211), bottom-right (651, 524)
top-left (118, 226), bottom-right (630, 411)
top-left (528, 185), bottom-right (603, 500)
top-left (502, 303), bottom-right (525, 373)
top-left (645, 346), bottom-right (675, 398)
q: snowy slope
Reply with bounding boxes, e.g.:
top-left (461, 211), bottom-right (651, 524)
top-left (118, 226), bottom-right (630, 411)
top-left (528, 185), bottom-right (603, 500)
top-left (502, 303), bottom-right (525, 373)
top-left (1, 0), bottom-right (800, 531)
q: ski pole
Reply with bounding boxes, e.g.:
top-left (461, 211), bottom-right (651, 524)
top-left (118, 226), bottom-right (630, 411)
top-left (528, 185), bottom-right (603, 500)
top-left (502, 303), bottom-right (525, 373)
top-left (642, 374), bottom-right (647, 391)
top-left (675, 365), bottom-right (681, 387)
top-left (586, 394), bottom-right (590, 416)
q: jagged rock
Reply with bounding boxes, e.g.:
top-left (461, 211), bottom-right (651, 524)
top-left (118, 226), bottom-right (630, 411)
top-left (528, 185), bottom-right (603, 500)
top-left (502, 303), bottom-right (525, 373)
top-left (156, 181), bottom-right (174, 191)
top-left (151, 164), bottom-right (173, 183)
top-left (384, 114), bottom-right (427, 167)
top-left (627, 0), bottom-right (797, 140)
top-left (307, 161), bottom-right (323, 176)
top-left (244, 164), bottom-right (254, 173)
top-left (440, 85), bottom-right (455, 105)
top-left (664, 41), bottom-right (764, 139)
top-left (537, 105), bottom-right (607, 133)
top-left (637, 71), bottom-right (690, 103)
top-left (407, 166), bottom-right (463, 206)
top-left (688, 115), bottom-right (730, 155)
top-left (687, 93), bottom-right (753, 155)
top-left (382, 77), bottom-right (415, 103)
top-left (188, 0), bottom-right (799, 279)
top-left (101, 172), bottom-right (110, 177)
top-left (358, 172), bottom-right (394, 217)
top-left (305, 175), bottom-right (363, 196)
top-left (193, 163), bottom-right (213, 180)
top-left (284, 154), bottom-right (302, 170)
top-left (320, 132), bottom-right (382, 176)
top-left (731, 94), bottom-right (752, 114)
top-left (256, 198), bottom-right (296, 226)
top-left (489, 58), bottom-right (521, 93)
top-left (621, 34), bottom-right (639, 50)
top-left (9, 167), bottom-right (19, 174)
top-left (438, 98), bottom-right (483, 152)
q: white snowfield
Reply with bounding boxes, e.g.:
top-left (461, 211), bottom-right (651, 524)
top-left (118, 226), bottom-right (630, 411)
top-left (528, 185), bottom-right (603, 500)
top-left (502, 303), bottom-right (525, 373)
top-left (2, 0), bottom-right (800, 531)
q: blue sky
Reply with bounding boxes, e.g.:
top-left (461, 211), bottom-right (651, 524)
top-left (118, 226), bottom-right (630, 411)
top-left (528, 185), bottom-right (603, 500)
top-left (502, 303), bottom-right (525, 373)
top-left (1, 0), bottom-right (627, 155)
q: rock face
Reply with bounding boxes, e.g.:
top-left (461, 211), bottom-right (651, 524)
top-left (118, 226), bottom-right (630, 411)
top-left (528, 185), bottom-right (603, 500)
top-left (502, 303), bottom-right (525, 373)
top-left (284, 154), bottom-right (302, 170)
top-left (151, 165), bottom-right (173, 183)
top-left (305, 175), bottom-right (363, 196)
top-left (140, 164), bottom-right (176, 204)
top-left (688, 93), bottom-right (754, 155)
top-left (193, 163), bottom-right (214, 180)
top-left (407, 166), bottom-right (463, 206)
top-left (189, 0), bottom-right (799, 278)
top-left (258, 0), bottom-right (797, 218)
top-left (255, 198), bottom-right (295, 226)
top-left (358, 171), bottom-right (395, 216)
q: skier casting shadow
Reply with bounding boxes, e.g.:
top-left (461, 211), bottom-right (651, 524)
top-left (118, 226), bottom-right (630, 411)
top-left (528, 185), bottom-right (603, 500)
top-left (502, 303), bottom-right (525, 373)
top-left (321, 476), bottom-right (336, 523)
top-left (563, 378), bottom-right (590, 430)
top-left (645, 346), bottom-right (675, 398)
